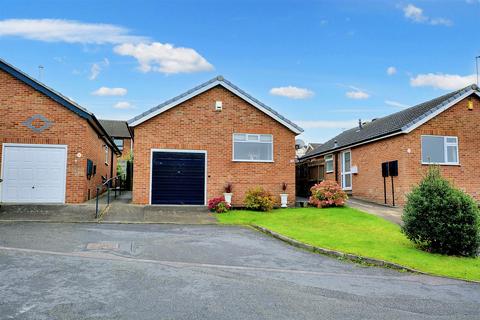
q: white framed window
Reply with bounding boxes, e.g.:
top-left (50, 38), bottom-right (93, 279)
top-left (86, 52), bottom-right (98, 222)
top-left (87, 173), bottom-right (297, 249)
top-left (341, 150), bottom-right (352, 190)
top-left (233, 133), bottom-right (273, 162)
top-left (104, 145), bottom-right (109, 165)
top-left (421, 135), bottom-right (459, 165)
top-left (324, 154), bottom-right (334, 173)
top-left (114, 138), bottom-right (124, 151)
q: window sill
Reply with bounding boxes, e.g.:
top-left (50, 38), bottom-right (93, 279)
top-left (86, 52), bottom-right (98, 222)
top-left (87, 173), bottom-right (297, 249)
top-left (325, 171), bottom-right (334, 174)
top-left (421, 162), bottom-right (460, 166)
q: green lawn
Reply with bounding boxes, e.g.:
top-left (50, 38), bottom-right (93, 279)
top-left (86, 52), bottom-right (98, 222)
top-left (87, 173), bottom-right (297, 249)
top-left (217, 207), bottom-right (480, 281)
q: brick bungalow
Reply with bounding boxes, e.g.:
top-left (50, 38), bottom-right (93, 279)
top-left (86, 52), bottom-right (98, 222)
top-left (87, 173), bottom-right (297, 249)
top-left (300, 84), bottom-right (480, 206)
top-left (128, 76), bottom-right (303, 206)
top-left (0, 58), bottom-right (121, 204)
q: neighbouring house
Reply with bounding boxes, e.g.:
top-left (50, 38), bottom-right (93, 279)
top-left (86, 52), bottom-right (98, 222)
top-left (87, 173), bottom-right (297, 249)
top-left (99, 119), bottom-right (133, 160)
top-left (128, 76), bottom-right (303, 206)
top-left (295, 139), bottom-right (321, 158)
top-left (299, 84), bottom-right (480, 206)
top-left (0, 58), bottom-right (121, 204)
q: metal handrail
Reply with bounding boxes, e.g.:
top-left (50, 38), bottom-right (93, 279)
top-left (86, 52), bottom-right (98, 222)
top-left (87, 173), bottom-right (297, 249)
top-left (95, 175), bottom-right (121, 219)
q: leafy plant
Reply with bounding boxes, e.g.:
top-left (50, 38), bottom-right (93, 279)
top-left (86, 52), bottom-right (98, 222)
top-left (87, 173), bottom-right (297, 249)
top-left (208, 196), bottom-right (231, 213)
top-left (402, 166), bottom-right (480, 257)
top-left (244, 187), bottom-right (275, 211)
top-left (309, 180), bottom-right (348, 208)
top-left (281, 182), bottom-right (288, 193)
top-left (224, 182), bottom-right (232, 193)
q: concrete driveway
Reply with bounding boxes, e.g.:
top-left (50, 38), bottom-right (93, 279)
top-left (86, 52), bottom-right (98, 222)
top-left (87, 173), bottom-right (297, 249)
top-left (0, 222), bottom-right (478, 320)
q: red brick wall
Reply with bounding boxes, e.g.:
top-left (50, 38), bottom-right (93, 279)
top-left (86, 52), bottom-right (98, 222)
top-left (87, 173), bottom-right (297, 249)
top-left (119, 138), bottom-right (132, 160)
top-left (321, 94), bottom-right (480, 206)
top-left (0, 68), bottom-right (115, 203)
top-left (132, 86), bottom-right (297, 206)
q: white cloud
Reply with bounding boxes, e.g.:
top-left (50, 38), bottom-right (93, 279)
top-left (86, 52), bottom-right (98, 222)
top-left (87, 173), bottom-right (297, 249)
top-left (410, 73), bottom-right (476, 90)
top-left (269, 86), bottom-right (314, 99)
top-left (113, 101), bottom-right (134, 109)
top-left (345, 86), bottom-right (370, 99)
top-left (295, 120), bottom-right (358, 129)
top-left (89, 58), bottom-right (109, 80)
top-left (402, 4), bottom-right (452, 26)
top-left (114, 42), bottom-right (213, 74)
top-left (385, 100), bottom-right (410, 109)
top-left (0, 19), bottom-right (146, 44)
top-left (92, 87), bottom-right (127, 96)
top-left (387, 66), bottom-right (397, 75)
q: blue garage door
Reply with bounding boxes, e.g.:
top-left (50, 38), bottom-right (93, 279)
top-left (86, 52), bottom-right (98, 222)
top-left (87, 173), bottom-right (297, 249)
top-left (151, 151), bottom-right (206, 205)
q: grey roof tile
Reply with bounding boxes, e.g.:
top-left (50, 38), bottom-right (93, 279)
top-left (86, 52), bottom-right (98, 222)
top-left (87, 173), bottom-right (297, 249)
top-left (99, 119), bottom-right (131, 138)
top-left (303, 84), bottom-right (479, 159)
top-left (128, 76), bottom-right (303, 133)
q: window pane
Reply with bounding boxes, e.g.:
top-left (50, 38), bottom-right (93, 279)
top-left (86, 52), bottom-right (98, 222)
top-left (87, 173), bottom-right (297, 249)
top-left (325, 160), bottom-right (333, 172)
top-left (343, 152), bottom-right (351, 172)
top-left (447, 145), bottom-right (458, 163)
top-left (234, 142), bottom-right (272, 161)
top-left (446, 137), bottom-right (457, 144)
top-left (422, 136), bottom-right (445, 163)
top-left (234, 134), bottom-right (246, 141)
top-left (247, 134), bottom-right (259, 141)
top-left (259, 134), bottom-right (272, 142)
top-left (344, 174), bottom-right (352, 188)
top-left (114, 139), bottom-right (124, 151)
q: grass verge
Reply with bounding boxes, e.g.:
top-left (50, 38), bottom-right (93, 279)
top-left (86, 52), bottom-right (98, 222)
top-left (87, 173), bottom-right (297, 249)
top-left (217, 207), bottom-right (480, 281)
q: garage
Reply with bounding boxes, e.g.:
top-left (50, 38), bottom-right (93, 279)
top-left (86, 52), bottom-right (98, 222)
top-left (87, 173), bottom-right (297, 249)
top-left (151, 150), bottom-right (206, 205)
top-left (1, 144), bottom-right (67, 203)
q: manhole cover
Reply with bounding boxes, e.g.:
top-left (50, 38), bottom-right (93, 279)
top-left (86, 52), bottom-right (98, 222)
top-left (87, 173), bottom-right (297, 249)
top-left (84, 241), bottom-right (137, 256)
top-left (86, 242), bottom-right (119, 250)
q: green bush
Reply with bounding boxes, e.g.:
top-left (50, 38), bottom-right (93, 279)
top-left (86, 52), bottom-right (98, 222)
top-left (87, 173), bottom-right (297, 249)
top-left (244, 187), bottom-right (275, 212)
top-left (402, 166), bottom-right (480, 257)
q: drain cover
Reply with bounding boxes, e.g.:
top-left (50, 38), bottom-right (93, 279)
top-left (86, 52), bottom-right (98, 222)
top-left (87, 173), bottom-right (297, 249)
top-left (86, 242), bottom-right (119, 250)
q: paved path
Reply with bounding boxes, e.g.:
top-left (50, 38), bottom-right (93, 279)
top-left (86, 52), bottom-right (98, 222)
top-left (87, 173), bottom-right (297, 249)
top-left (347, 197), bottom-right (403, 224)
top-left (0, 222), bottom-right (478, 319)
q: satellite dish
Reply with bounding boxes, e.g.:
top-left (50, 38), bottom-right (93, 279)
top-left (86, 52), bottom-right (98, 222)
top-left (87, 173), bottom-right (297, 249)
top-left (295, 139), bottom-right (305, 150)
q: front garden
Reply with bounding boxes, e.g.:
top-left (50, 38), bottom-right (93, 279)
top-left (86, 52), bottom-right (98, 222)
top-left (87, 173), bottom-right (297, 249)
top-left (217, 207), bottom-right (480, 281)
top-left (211, 169), bottom-right (480, 282)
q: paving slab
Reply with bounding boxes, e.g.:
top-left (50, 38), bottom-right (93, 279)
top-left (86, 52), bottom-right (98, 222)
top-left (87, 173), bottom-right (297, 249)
top-left (102, 202), bottom-right (217, 224)
top-left (0, 204), bottom-right (99, 222)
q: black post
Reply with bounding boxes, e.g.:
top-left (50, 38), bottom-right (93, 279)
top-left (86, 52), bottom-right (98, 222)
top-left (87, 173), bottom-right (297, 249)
top-left (107, 187), bottom-right (110, 205)
top-left (383, 177), bottom-right (387, 205)
top-left (391, 176), bottom-right (395, 207)
top-left (95, 187), bottom-right (99, 219)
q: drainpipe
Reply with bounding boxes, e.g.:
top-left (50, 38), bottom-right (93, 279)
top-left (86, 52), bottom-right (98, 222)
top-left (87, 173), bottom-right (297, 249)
top-left (334, 152), bottom-right (339, 183)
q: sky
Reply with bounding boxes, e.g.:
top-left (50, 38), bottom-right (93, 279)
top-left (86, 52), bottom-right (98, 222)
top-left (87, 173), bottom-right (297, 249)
top-left (0, 0), bottom-right (479, 143)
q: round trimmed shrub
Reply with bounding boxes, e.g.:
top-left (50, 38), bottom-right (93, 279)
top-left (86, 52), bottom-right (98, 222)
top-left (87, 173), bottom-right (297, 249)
top-left (402, 167), bottom-right (480, 257)
top-left (244, 187), bottom-right (275, 212)
top-left (309, 180), bottom-right (348, 208)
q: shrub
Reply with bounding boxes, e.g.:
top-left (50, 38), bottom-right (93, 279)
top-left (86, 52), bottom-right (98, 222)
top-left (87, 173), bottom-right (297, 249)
top-left (309, 180), bottom-right (348, 208)
top-left (244, 187), bottom-right (275, 212)
top-left (224, 183), bottom-right (232, 193)
top-left (208, 196), bottom-right (230, 213)
top-left (402, 166), bottom-right (480, 257)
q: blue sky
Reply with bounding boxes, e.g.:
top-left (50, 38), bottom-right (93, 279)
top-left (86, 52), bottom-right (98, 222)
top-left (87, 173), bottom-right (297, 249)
top-left (1, 0), bottom-right (479, 143)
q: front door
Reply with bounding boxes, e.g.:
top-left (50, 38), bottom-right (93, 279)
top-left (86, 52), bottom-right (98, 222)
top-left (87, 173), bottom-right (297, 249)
top-left (341, 150), bottom-right (352, 191)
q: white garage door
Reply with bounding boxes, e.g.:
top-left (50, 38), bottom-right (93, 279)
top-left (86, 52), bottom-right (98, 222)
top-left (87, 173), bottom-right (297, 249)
top-left (1, 144), bottom-right (67, 203)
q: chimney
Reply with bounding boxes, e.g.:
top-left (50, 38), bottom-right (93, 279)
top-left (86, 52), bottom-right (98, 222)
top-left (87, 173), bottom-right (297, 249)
top-left (358, 118), bottom-right (362, 129)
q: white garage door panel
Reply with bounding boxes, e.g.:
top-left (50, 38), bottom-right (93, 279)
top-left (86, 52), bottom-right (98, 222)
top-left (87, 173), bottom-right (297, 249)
top-left (1, 144), bottom-right (67, 203)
